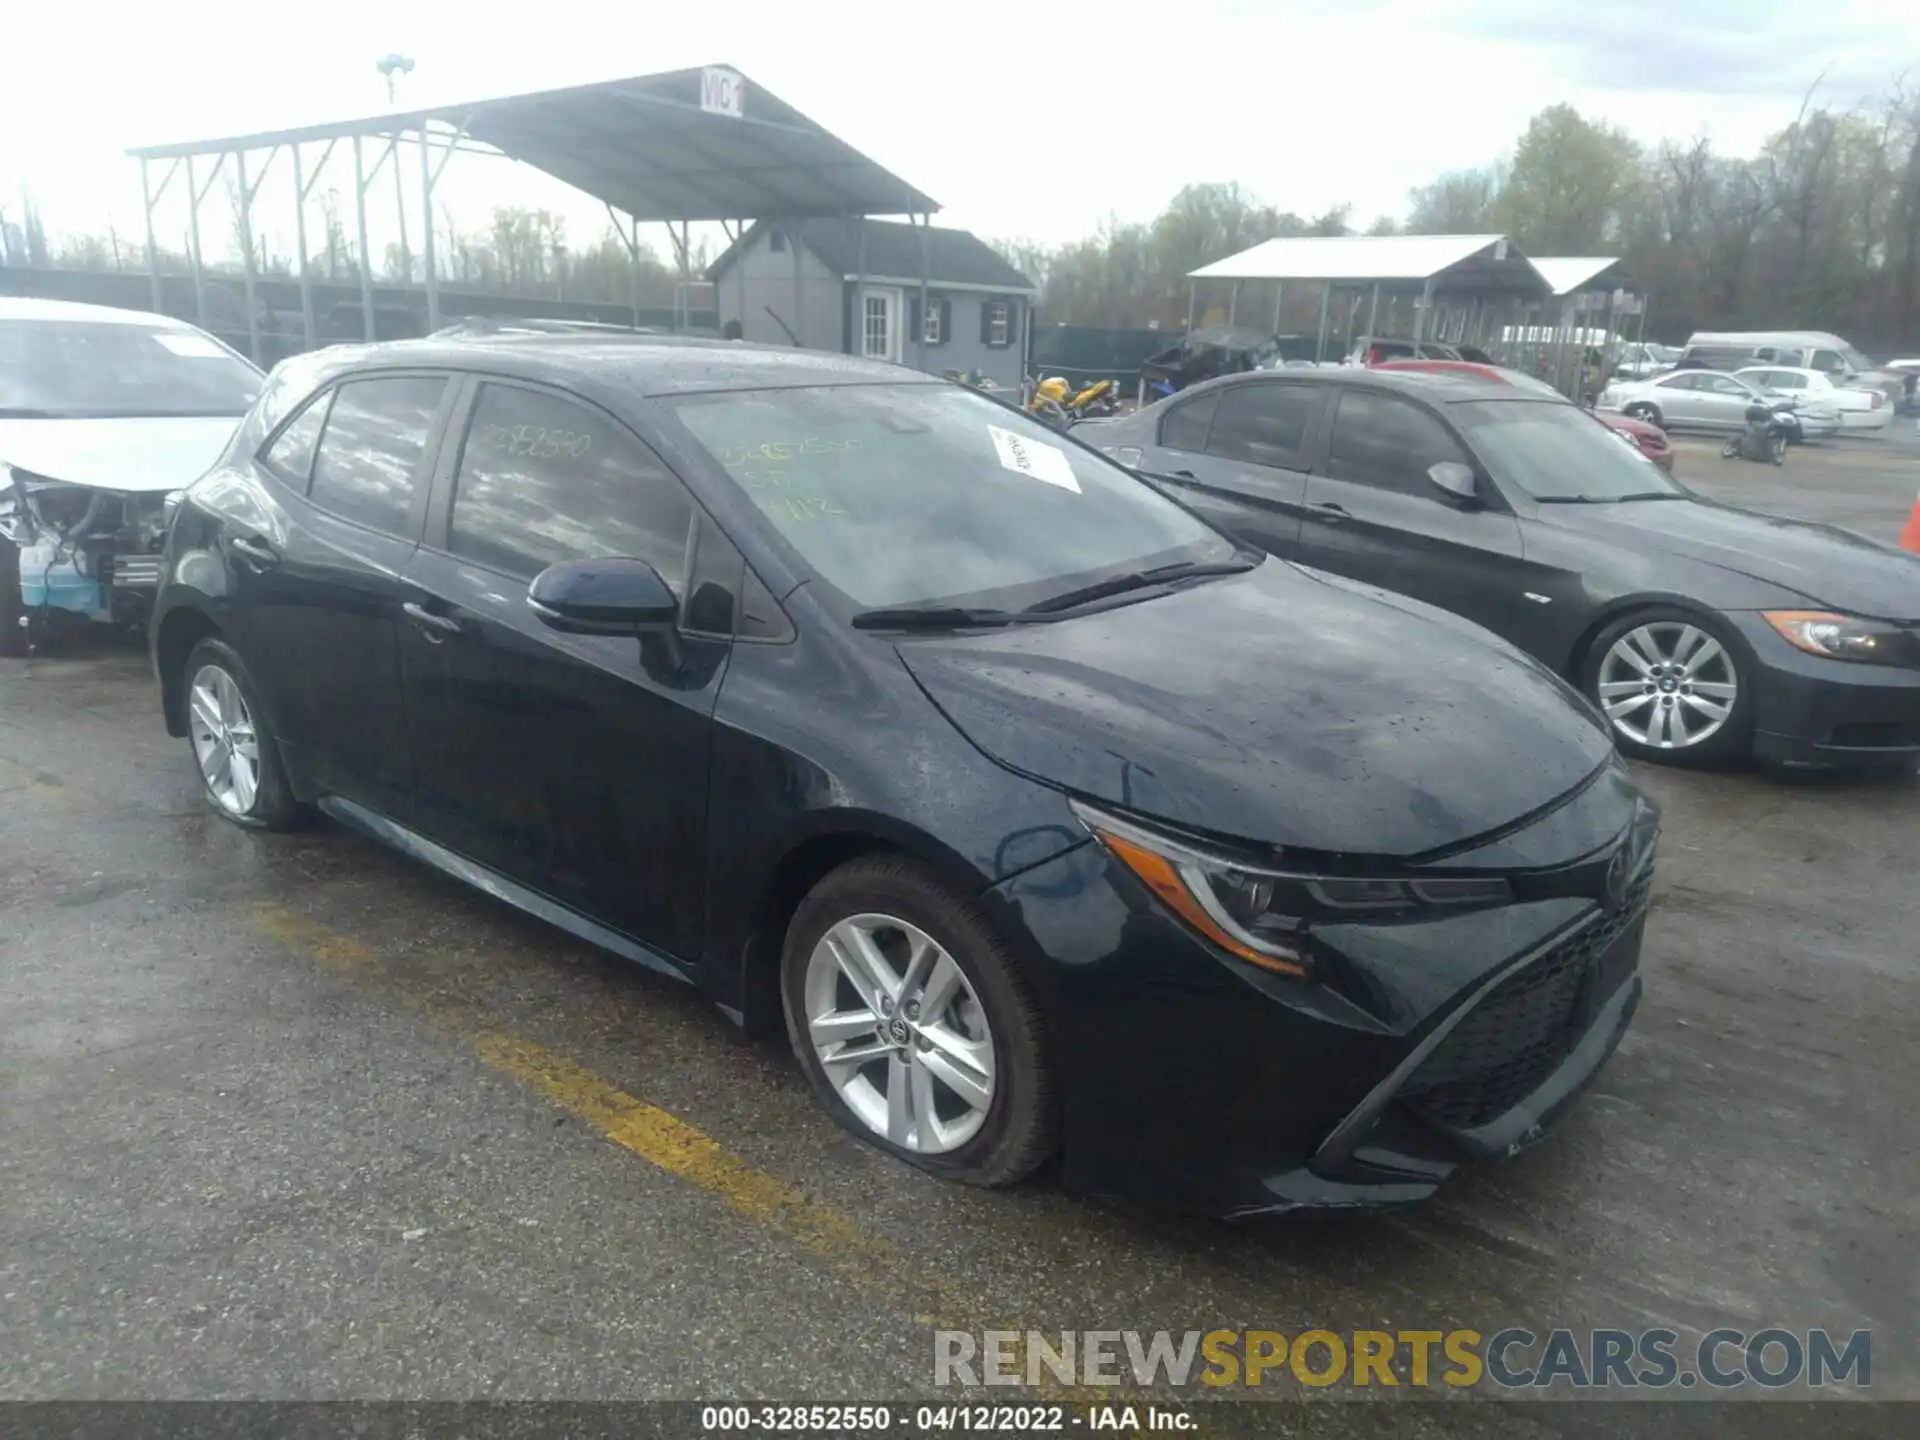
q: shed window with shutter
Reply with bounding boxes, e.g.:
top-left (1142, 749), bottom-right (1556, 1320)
top-left (985, 300), bottom-right (1012, 347)
top-left (924, 300), bottom-right (943, 345)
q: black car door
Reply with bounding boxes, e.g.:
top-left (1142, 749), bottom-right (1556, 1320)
top-left (397, 376), bottom-right (728, 963)
top-left (227, 371), bottom-right (451, 818)
top-left (1295, 389), bottom-right (1525, 637)
top-left (1143, 380), bottom-right (1321, 559)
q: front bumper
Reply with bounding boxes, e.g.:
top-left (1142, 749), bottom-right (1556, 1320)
top-left (987, 768), bottom-right (1657, 1215)
top-left (1732, 614), bottom-right (1920, 764)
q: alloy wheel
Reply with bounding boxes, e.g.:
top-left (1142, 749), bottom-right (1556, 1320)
top-left (802, 913), bottom-right (995, 1154)
top-left (187, 662), bottom-right (261, 815)
top-left (1596, 622), bottom-right (1739, 750)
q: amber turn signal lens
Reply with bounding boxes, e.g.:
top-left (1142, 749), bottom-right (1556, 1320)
top-left (1095, 829), bottom-right (1308, 977)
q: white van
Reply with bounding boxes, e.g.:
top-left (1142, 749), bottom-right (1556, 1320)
top-left (1680, 331), bottom-right (1901, 406)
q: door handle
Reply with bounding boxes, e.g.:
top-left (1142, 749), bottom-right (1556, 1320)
top-left (1308, 501), bottom-right (1350, 522)
top-left (229, 534), bottom-right (279, 569)
top-left (402, 601), bottom-right (462, 640)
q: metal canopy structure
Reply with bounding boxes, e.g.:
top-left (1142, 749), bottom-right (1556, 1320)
top-left (126, 65), bottom-right (939, 362)
top-left (1183, 233), bottom-right (1550, 364)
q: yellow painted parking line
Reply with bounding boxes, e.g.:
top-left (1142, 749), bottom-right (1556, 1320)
top-left (245, 899), bottom-right (1111, 1410)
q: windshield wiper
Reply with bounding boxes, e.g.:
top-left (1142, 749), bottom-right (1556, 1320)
top-left (1611, 492), bottom-right (1685, 502)
top-left (1022, 557), bottom-right (1258, 615)
top-left (850, 606), bottom-right (1030, 631)
top-left (1536, 492), bottom-right (1681, 505)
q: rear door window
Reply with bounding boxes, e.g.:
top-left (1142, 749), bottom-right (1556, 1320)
top-left (447, 381), bottom-right (696, 589)
top-left (259, 389), bottom-right (334, 491)
top-left (1203, 383), bottom-right (1316, 469)
top-left (307, 375), bottom-right (448, 535)
top-left (1158, 393), bottom-right (1217, 452)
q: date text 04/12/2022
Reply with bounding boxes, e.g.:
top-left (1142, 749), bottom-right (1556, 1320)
top-left (698, 1405), bottom-right (1195, 1432)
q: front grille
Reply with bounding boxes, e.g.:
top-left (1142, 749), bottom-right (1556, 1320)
top-left (1402, 869), bottom-right (1650, 1130)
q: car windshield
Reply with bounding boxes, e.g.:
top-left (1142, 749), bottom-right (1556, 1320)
top-left (1455, 400), bottom-right (1686, 502)
top-left (0, 318), bottom-right (262, 418)
top-left (668, 383), bottom-right (1235, 610)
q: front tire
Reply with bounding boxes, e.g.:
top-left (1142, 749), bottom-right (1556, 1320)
top-left (182, 637), bottom-right (301, 829)
top-left (1624, 402), bottom-right (1662, 427)
top-left (781, 855), bottom-right (1057, 1187)
top-left (1582, 608), bottom-right (1754, 765)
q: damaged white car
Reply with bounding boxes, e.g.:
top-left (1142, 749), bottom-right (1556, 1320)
top-left (2, 297), bottom-right (262, 655)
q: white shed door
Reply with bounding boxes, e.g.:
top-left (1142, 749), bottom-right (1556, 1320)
top-left (861, 288), bottom-right (901, 362)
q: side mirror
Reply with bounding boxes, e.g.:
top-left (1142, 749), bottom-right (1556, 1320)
top-left (1427, 460), bottom-right (1479, 506)
top-left (528, 556), bottom-right (677, 636)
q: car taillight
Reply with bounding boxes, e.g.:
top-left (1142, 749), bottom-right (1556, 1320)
top-left (1871, 391), bottom-right (1885, 409)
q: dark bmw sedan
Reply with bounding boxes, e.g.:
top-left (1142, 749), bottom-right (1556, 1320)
top-left (1086, 369), bottom-right (1920, 768)
top-left (151, 337), bottom-right (1658, 1215)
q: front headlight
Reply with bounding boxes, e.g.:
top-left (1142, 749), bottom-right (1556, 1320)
top-left (1762, 610), bottom-right (1914, 665)
top-left (1071, 801), bottom-right (1512, 976)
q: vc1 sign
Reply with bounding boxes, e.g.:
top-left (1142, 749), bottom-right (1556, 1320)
top-left (701, 67), bottom-right (745, 119)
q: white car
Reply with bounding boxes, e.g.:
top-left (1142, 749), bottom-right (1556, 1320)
top-left (1, 297), bottom-right (263, 654)
top-left (1597, 369), bottom-right (1827, 436)
top-left (1737, 364), bottom-right (1887, 435)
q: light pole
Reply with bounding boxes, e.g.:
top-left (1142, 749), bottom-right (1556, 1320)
top-left (375, 54), bottom-right (416, 285)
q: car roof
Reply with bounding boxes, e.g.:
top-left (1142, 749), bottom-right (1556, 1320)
top-left (305, 333), bottom-right (935, 397)
top-left (0, 295), bottom-right (201, 329)
top-left (1199, 365), bottom-right (1562, 407)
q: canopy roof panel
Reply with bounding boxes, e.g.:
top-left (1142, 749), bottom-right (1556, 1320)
top-left (1189, 233), bottom-right (1519, 283)
top-left (1188, 233), bottom-right (1551, 299)
top-left (128, 66), bottom-right (937, 222)
top-left (1529, 255), bottom-right (1628, 296)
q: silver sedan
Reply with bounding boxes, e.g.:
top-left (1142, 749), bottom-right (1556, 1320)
top-left (1598, 369), bottom-right (1811, 434)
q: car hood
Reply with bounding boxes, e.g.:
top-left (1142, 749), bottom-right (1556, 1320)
top-left (0, 415), bottom-right (242, 493)
top-left (896, 562), bottom-right (1614, 859)
top-left (1540, 497), bottom-right (1920, 617)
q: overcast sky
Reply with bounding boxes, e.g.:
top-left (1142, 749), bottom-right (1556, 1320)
top-left (3, 0), bottom-right (1916, 266)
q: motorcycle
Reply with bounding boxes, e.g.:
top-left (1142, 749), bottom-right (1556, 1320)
top-left (1722, 400), bottom-right (1791, 465)
top-left (1027, 375), bottom-right (1121, 428)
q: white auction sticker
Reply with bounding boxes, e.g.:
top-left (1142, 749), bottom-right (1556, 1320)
top-left (153, 333), bottom-right (227, 358)
top-left (987, 424), bottom-right (1081, 493)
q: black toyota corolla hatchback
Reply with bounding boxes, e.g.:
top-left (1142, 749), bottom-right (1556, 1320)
top-left (151, 336), bottom-right (1658, 1215)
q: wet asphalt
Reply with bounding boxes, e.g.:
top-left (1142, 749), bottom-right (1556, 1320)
top-left (2, 429), bottom-right (1916, 1432)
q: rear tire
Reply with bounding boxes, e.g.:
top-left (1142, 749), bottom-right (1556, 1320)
top-left (1771, 434), bottom-right (1787, 464)
top-left (181, 637), bottom-right (302, 830)
top-left (781, 854), bottom-right (1057, 1187)
top-left (1721, 439), bottom-right (1740, 459)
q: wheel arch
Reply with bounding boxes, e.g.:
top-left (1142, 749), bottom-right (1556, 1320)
top-left (1565, 593), bottom-right (1741, 681)
top-left (729, 815), bottom-right (998, 1038)
top-left (155, 607), bottom-right (224, 736)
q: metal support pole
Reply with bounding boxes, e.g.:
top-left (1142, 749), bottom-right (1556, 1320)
top-left (791, 219), bottom-right (803, 349)
top-left (418, 127), bottom-right (440, 333)
top-left (185, 155), bottom-right (209, 333)
top-left (1227, 279), bottom-right (1241, 327)
top-left (914, 211), bottom-right (930, 374)
top-left (352, 136), bottom-right (375, 342)
top-left (291, 145), bottom-right (314, 348)
top-left (235, 151), bottom-right (261, 365)
top-left (1271, 281), bottom-right (1284, 333)
top-left (139, 158), bottom-right (162, 313)
top-left (1186, 281), bottom-right (1197, 333)
top-left (390, 138), bottom-right (410, 288)
top-left (1365, 283), bottom-right (1381, 352)
top-left (1315, 285), bottom-right (1330, 362)
top-left (1414, 278), bottom-right (1434, 342)
top-left (852, 217), bottom-right (866, 356)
